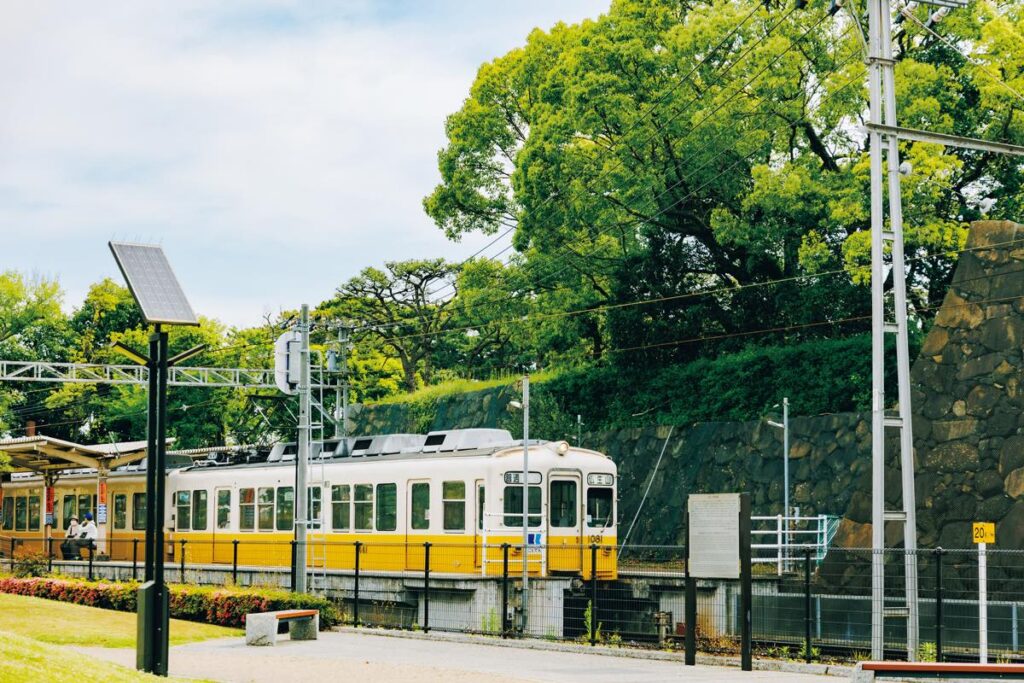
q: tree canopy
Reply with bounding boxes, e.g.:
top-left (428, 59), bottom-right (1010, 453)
top-left (425, 0), bottom-right (1024, 367)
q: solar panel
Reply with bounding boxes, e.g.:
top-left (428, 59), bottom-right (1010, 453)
top-left (108, 242), bottom-right (199, 326)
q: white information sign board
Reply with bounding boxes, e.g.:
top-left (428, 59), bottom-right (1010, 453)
top-left (688, 493), bottom-right (741, 579)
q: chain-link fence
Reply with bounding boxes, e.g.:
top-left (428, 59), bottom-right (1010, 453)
top-left (2, 535), bottom-right (1021, 663)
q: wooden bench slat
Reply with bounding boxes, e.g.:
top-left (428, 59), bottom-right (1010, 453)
top-left (274, 609), bottom-right (318, 620)
top-left (864, 662), bottom-right (1024, 674)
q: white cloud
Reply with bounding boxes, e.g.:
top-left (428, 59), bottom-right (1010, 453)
top-left (0, 1), bottom-right (606, 327)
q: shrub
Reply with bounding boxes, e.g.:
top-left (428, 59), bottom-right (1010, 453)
top-left (12, 551), bottom-right (50, 578)
top-left (0, 577), bottom-right (339, 629)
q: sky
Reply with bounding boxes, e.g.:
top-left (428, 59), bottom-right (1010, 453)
top-left (0, 1), bottom-right (607, 328)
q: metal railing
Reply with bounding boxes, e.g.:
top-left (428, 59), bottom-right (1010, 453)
top-left (4, 536), bottom-right (1022, 664)
top-left (751, 514), bottom-right (841, 574)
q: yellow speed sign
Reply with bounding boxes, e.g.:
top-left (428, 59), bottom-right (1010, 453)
top-left (972, 522), bottom-right (995, 544)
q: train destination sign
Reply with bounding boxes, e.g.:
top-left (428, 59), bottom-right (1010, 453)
top-left (687, 493), bottom-right (741, 579)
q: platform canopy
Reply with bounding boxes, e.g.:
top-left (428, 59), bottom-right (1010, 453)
top-left (0, 434), bottom-right (158, 474)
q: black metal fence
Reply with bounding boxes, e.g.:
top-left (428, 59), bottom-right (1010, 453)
top-left (2, 536), bottom-right (1021, 663)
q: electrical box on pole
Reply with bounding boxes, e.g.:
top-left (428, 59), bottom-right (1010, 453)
top-left (274, 331), bottom-right (301, 396)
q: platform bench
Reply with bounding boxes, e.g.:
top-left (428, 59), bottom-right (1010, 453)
top-left (853, 662), bottom-right (1024, 681)
top-left (245, 609), bottom-right (319, 646)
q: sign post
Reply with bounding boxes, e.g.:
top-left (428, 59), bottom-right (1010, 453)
top-left (685, 493), bottom-right (752, 671)
top-left (973, 521), bottom-right (994, 664)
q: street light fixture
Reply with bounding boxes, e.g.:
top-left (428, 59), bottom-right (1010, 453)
top-left (765, 397), bottom-right (790, 558)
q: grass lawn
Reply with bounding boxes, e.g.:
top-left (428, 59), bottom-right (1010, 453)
top-left (0, 630), bottom-right (201, 683)
top-left (0, 592), bottom-right (241, 648)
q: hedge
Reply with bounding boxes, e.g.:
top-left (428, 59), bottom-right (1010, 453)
top-left (0, 576), bottom-right (340, 629)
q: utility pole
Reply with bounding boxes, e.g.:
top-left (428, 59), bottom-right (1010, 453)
top-left (521, 374), bottom-right (530, 633)
top-left (294, 304), bottom-right (310, 594)
top-left (334, 326), bottom-right (350, 455)
top-left (867, 0), bottom-right (919, 660)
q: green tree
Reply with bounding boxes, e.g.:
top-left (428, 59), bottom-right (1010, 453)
top-left (426, 0), bottom-right (1024, 368)
top-left (321, 259), bottom-right (462, 392)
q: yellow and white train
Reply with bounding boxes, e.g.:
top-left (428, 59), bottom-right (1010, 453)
top-left (1, 429), bottom-right (618, 578)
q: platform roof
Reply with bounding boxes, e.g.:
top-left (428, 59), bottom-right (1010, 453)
top-left (0, 435), bottom-right (160, 474)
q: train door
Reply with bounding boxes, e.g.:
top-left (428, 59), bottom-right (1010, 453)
top-left (306, 482), bottom-right (325, 571)
top-left (547, 473), bottom-right (583, 574)
top-left (212, 488), bottom-right (233, 564)
top-left (473, 480), bottom-right (485, 571)
top-left (406, 479), bottom-right (430, 571)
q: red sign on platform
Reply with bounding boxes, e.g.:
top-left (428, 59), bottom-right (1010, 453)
top-left (45, 486), bottom-right (55, 514)
top-left (99, 480), bottom-right (107, 505)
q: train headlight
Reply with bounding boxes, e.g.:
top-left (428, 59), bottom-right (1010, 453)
top-left (587, 473), bottom-right (614, 486)
top-left (556, 441), bottom-right (569, 455)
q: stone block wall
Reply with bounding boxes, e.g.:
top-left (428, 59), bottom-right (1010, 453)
top-left (350, 221), bottom-right (1024, 550)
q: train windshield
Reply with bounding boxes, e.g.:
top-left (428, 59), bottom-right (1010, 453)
top-left (587, 488), bottom-right (613, 528)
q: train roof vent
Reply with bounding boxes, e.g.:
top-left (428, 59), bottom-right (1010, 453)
top-left (422, 429), bottom-right (515, 453)
top-left (267, 443), bottom-right (286, 462)
top-left (378, 434), bottom-right (425, 455)
top-left (349, 437), bottom-right (374, 457)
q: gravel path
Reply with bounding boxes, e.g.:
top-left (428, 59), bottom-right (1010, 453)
top-left (76, 630), bottom-right (834, 683)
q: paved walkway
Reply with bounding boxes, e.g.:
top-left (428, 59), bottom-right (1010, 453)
top-left (78, 630), bottom-right (837, 683)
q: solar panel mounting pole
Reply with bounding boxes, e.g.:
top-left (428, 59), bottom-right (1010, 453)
top-left (108, 242), bottom-right (200, 678)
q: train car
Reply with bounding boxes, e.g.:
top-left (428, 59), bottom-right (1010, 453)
top-left (2, 428), bottom-right (618, 579)
top-left (1, 468), bottom-right (147, 560)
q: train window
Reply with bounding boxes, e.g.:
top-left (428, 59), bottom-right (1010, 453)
top-left (442, 481), bottom-right (465, 531)
top-left (217, 490), bottom-right (231, 529)
top-left (307, 487), bottom-right (322, 528)
top-left (352, 438), bottom-right (372, 451)
top-left (410, 483), bottom-right (429, 530)
top-left (133, 493), bottom-right (147, 530)
top-left (192, 490), bottom-right (208, 531)
top-left (63, 495), bottom-right (76, 529)
top-left (258, 487), bottom-right (275, 531)
top-left (550, 481), bottom-right (578, 528)
top-left (424, 434), bottom-right (446, 447)
top-left (376, 483), bottom-right (397, 532)
top-left (239, 488), bottom-right (255, 531)
top-left (176, 491), bottom-right (192, 531)
top-left (477, 486), bottom-right (485, 531)
top-left (354, 484), bottom-right (373, 531)
top-left (2, 497), bottom-right (12, 531)
top-left (503, 486), bottom-right (541, 528)
top-left (78, 494), bottom-right (93, 522)
top-left (276, 487), bottom-right (294, 532)
top-left (114, 494), bottom-right (127, 530)
top-left (28, 494), bottom-right (40, 531)
top-left (14, 497), bottom-right (27, 531)
top-left (331, 485), bottom-right (350, 530)
top-left (587, 488), bottom-right (614, 528)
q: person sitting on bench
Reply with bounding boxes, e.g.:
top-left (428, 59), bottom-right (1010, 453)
top-left (60, 516), bottom-right (81, 560)
top-left (76, 513), bottom-right (98, 554)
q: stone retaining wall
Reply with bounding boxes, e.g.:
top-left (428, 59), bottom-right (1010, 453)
top-left (351, 221), bottom-right (1024, 550)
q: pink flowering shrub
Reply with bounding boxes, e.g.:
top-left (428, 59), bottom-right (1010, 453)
top-left (0, 576), bottom-right (338, 629)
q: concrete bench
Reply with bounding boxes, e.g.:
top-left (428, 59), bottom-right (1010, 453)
top-left (245, 609), bottom-right (319, 646)
top-left (852, 661), bottom-right (1024, 681)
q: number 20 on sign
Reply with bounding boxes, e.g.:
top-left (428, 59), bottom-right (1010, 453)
top-left (973, 522), bottom-right (995, 544)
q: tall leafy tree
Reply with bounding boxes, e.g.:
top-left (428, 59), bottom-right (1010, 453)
top-left (426, 0), bottom-right (1024, 368)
